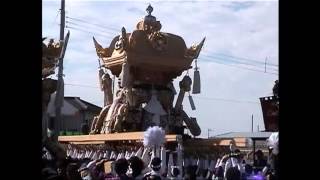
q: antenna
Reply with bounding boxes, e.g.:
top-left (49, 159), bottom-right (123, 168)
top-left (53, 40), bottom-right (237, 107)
top-left (264, 57), bottom-right (267, 73)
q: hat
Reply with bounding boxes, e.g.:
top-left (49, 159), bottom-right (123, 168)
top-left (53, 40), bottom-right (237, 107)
top-left (150, 157), bottom-right (161, 169)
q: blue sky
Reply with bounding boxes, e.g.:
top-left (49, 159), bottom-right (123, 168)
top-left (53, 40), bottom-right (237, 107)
top-left (43, 0), bottom-right (278, 137)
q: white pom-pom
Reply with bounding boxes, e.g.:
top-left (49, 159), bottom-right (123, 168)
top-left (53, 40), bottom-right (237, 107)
top-left (143, 126), bottom-right (166, 147)
top-left (167, 153), bottom-right (174, 178)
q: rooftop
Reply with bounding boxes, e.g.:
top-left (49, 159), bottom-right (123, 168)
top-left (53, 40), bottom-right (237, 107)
top-left (64, 96), bottom-right (101, 112)
top-left (47, 95), bottom-right (102, 116)
top-left (213, 131), bottom-right (273, 139)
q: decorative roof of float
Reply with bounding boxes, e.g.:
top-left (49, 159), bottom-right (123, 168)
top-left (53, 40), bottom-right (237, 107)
top-left (93, 4), bottom-right (205, 85)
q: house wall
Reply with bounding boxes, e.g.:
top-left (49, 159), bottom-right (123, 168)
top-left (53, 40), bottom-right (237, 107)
top-left (47, 96), bottom-right (79, 116)
top-left (62, 112), bottom-right (82, 132)
top-left (61, 109), bottom-right (100, 133)
top-left (46, 95), bottom-right (102, 133)
top-left (84, 111), bottom-right (99, 127)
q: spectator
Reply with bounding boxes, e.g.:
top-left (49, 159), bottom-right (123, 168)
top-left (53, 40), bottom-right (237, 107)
top-left (225, 167), bottom-right (241, 180)
top-left (78, 163), bottom-right (92, 180)
top-left (254, 150), bottom-right (267, 172)
top-left (143, 157), bottom-right (163, 180)
top-left (184, 165), bottom-right (197, 180)
top-left (128, 156), bottom-right (144, 179)
top-left (212, 166), bottom-right (224, 180)
top-left (244, 164), bottom-right (253, 176)
top-left (112, 158), bottom-right (131, 180)
top-left (170, 166), bottom-right (181, 180)
top-left (66, 163), bottom-right (82, 180)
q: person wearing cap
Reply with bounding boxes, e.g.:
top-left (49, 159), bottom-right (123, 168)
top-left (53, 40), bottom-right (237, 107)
top-left (143, 157), bottom-right (163, 180)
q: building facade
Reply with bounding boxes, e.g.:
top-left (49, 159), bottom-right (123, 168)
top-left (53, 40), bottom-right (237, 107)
top-left (46, 95), bottom-right (102, 134)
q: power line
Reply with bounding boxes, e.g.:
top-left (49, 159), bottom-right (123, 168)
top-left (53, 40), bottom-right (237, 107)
top-left (212, 55), bottom-right (278, 72)
top-left (202, 51), bottom-right (278, 67)
top-left (66, 24), bottom-right (113, 38)
top-left (203, 53), bottom-right (278, 71)
top-left (200, 56), bottom-right (278, 75)
top-left (66, 21), bottom-right (117, 34)
top-left (201, 54), bottom-right (278, 72)
top-left (192, 96), bottom-right (260, 104)
top-left (65, 83), bottom-right (100, 89)
top-left (65, 25), bottom-right (114, 39)
top-left (66, 20), bottom-right (116, 35)
top-left (66, 16), bottom-right (120, 32)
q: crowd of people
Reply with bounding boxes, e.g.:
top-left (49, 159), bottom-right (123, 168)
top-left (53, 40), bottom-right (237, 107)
top-left (42, 146), bottom-right (278, 180)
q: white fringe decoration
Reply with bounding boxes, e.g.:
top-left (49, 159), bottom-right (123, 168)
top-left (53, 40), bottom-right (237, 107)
top-left (125, 151), bottom-right (130, 160)
top-left (135, 147), bottom-right (143, 158)
top-left (167, 153), bottom-right (174, 178)
top-left (130, 151), bottom-right (135, 158)
top-left (160, 147), bottom-right (167, 174)
top-left (177, 145), bottom-right (183, 178)
top-left (141, 148), bottom-right (151, 165)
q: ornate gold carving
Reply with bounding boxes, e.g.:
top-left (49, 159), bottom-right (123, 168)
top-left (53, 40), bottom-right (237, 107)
top-left (93, 37), bottom-right (110, 58)
top-left (185, 37), bottom-right (206, 59)
top-left (148, 32), bottom-right (168, 52)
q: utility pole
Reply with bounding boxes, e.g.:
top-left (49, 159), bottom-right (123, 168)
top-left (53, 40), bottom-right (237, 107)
top-left (60, 0), bottom-right (65, 41)
top-left (208, 128), bottom-right (212, 139)
top-left (251, 114), bottom-right (253, 132)
top-left (54, 0), bottom-right (66, 138)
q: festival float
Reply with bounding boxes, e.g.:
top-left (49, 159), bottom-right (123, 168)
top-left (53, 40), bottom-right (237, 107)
top-left (58, 5), bottom-right (238, 177)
